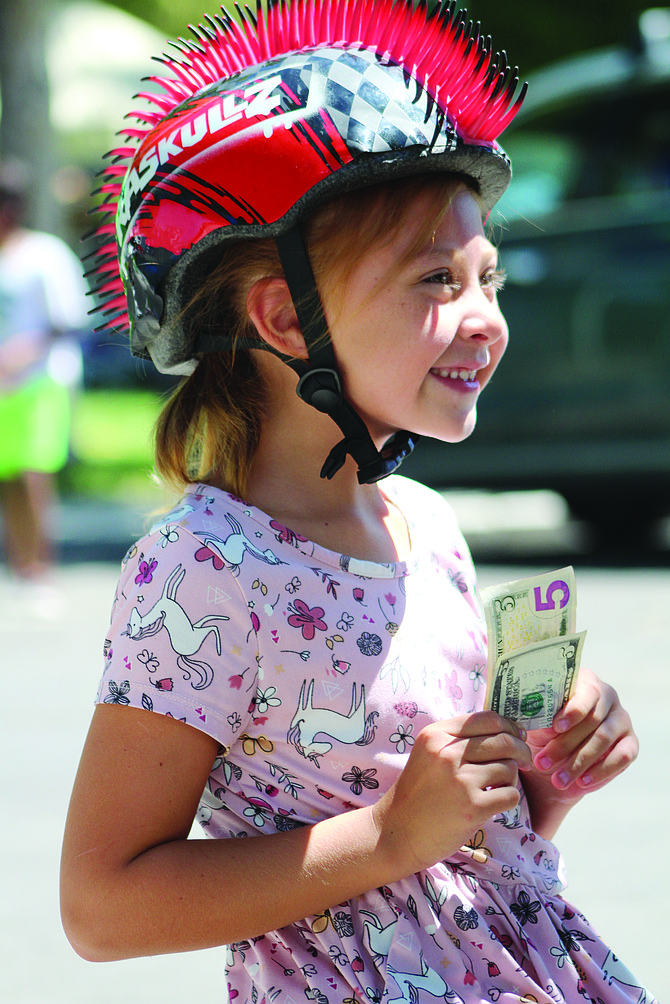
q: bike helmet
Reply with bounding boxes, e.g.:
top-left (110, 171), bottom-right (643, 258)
top-left (89, 0), bottom-right (526, 483)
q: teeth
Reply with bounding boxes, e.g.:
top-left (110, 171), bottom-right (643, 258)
top-left (434, 368), bottom-right (477, 381)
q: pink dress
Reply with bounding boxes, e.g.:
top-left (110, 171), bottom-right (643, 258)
top-left (98, 477), bottom-right (655, 1004)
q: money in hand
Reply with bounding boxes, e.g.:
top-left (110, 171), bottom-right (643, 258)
top-left (480, 567), bottom-right (585, 729)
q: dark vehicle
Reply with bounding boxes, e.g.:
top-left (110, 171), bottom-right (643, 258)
top-left (403, 9), bottom-right (670, 536)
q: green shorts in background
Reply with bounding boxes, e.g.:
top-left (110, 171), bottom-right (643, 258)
top-left (0, 376), bottom-right (70, 479)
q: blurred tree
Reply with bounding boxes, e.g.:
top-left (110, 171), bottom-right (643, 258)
top-left (0, 0), bottom-right (56, 231)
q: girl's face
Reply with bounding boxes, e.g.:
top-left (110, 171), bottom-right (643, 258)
top-left (325, 186), bottom-right (508, 447)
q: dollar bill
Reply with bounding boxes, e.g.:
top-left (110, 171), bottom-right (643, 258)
top-left (481, 566), bottom-right (577, 663)
top-left (486, 632), bottom-right (586, 730)
top-left (480, 567), bottom-right (584, 728)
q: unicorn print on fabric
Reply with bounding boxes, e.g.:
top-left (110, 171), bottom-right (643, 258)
top-left (387, 953), bottom-right (465, 1004)
top-left (287, 680), bottom-right (378, 764)
top-left (125, 564), bottom-right (228, 690)
top-left (361, 910), bottom-right (399, 965)
top-left (194, 513), bottom-right (284, 572)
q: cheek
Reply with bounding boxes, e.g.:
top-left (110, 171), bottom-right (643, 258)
top-left (488, 325), bottom-right (509, 376)
top-left (497, 327), bottom-right (510, 360)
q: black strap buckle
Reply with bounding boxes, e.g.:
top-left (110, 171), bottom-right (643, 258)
top-left (276, 228), bottom-right (419, 484)
top-left (296, 368), bottom-right (343, 415)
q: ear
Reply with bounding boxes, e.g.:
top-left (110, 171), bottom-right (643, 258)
top-left (246, 277), bottom-right (308, 360)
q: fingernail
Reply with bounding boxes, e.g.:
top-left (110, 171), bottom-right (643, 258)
top-left (557, 771), bottom-right (570, 787)
top-left (518, 727), bottom-right (527, 741)
top-left (581, 773), bottom-right (593, 787)
top-left (538, 756), bottom-right (552, 771)
top-left (555, 719), bottom-right (569, 733)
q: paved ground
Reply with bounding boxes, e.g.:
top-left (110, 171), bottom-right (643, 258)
top-left (1, 497), bottom-right (667, 1003)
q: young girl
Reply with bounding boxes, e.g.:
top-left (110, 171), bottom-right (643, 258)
top-left (61, 3), bottom-right (653, 1002)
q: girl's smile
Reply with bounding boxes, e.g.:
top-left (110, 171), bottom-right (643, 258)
top-left (325, 186), bottom-right (509, 448)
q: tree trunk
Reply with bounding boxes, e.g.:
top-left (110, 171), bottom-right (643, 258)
top-left (0, 0), bottom-right (57, 232)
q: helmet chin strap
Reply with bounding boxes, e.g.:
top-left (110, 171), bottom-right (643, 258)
top-left (275, 227), bottom-right (418, 484)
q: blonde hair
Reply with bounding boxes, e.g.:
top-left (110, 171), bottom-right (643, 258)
top-left (154, 173), bottom-right (474, 499)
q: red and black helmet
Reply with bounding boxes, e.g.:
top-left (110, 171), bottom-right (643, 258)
top-left (90, 0), bottom-right (525, 482)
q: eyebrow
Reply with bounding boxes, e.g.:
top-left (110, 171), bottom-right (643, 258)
top-left (412, 241), bottom-right (498, 267)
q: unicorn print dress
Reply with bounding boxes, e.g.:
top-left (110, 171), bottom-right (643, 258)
top-left (98, 477), bottom-right (655, 1004)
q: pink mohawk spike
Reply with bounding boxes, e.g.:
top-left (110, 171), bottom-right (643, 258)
top-left (89, 0), bottom-right (525, 335)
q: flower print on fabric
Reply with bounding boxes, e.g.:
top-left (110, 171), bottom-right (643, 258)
top-left (243, 796), bottom-right (273, 828)
top-left (454, 904), bottom-right (479, 931)
top-left (510, 890), bottom-right (542, 926)
top-left (389, 723), bottom-right (414, 753)
top-left (448, 568), bottom-right (468, 593)
top-left (342, 766), bottom-right (379, 795)
top-left (378, 592), bottom-right (400, 636)
top-left (357, 631), bottom-right (383, 657)
top-left (149, 677), bottom-right (174, 693)
top-left (253, 686), bottom-right (282, 715)
top-left (135, 556), bottom-right (158, 585)
top-left (310, 566), bottom-right (340, 599)
top-left (98, 479), bottom-right (658, 1004)
top-left (287, 599), bottom-right (327, 640)
top-left (157, 524), bottom-right (180, 548)
top-left (228, 666), bottom-right (254, 691)
top-left (469, 663), bottom-right (485, 691)
top-left (125, 564), bottom-right (229, 691)
top-left (269, 519), bottom-right (308, 547)
top-left (446, 669), bottom-right (463, 704)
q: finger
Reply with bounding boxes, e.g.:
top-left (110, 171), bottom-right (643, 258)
top-left (531, 709), bottom-right (612, 776)
top-left (463, 733), bottom-right (532, 771)
top-left (478, 759), bottom-right (522, 790)
top-left (551, 668), bottom-right (603, 735)
top-left (477, 783), bottom-right (521, 819)
top-left (573, 733), bottom-right (639, 790)
top-left (468, 767), bottom-right (522, 815)
top-left (441, 711), bottom-right (528, 742)
top-left (548, 707), bottom-right (636, 788)
top-left (529, 679), bottom-right (617, 772)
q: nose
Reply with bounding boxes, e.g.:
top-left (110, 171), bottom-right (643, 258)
top-left (457, 286), bottom-right (508, 349)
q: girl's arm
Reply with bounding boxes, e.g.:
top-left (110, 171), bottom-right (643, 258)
top-left (60, 703), bottom-right (529, 962)
top-left (520, 667), bottom-right (638, 839)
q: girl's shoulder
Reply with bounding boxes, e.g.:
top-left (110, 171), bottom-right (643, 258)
top-left (383, 474), bottom-right (464, 542)
top-left (383, 474), bottom-right (457, 516)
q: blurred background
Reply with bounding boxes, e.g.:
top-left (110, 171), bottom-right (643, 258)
top-left (1, 0), bottom-right (668, 559)
top-left (0, 2), bottom-right (668, 1003)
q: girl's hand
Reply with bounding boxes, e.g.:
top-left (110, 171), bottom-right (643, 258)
top-left (521, 668), bottom-right (638, 836)
top-left (373, 711), bottom-right (531, 874)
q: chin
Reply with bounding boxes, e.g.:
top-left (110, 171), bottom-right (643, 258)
top-left (432, 410), bottom-right (478, 444)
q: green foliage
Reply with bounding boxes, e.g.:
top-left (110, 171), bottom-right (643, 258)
top-left (106, 0), bottom-right (241, 40)
top-left (61, 390), bottom-right (164, 502)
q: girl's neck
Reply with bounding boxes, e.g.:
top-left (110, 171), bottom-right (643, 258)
top-left (210, 350), bottom-right (411, 563)
top-left (236, 399), bottom-right (410, 564)
top-left (247, 465), bottom-right (411, 565)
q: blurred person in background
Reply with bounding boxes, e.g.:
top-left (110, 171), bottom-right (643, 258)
top-left (0, 159), bottom-right (88, 609)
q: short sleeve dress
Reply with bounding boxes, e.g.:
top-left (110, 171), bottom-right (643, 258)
top-left (98, 477), bottom-right (656, 1004)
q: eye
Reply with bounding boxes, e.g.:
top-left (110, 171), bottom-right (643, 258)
top-left (423, 270), bottom-right (461, 290)
top-left (481, 267), bottom-right (507, 293)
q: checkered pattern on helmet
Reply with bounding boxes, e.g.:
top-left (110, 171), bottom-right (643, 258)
top-left (282, 47), bottom-right (456, 156)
